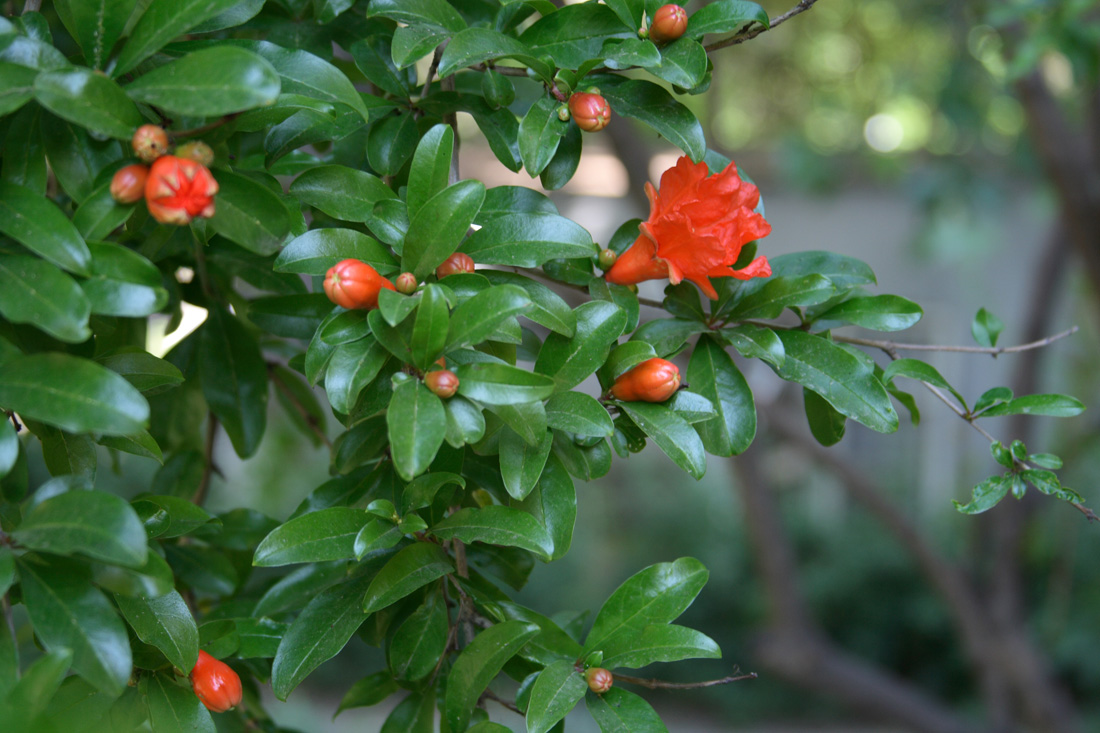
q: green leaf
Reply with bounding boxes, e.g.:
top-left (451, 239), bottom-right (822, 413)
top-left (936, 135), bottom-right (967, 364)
top-left (650, 38), bottom-right (708, 89)
top-left (411, 285), bottom-right (450, 369)
top-left (130, 494), bottom-right (210, 538)
top-left (97, 352), bottom-right (184, 393)
top-left (113, 0), bottom-right (241, 76)
top-left (0, 181), bottom-right (92, 275)
top-left (91, 551), bottom-right (174, 599)
top-left (350, 37), bottom-right (412, 96)
top-left (454, 363), bottom-right (556, 406)
top-left (585, 557), bottom-right (708, 652)
top-left (0, 648), bottom-right (73, 729)
top-left (976, 394), bottom-right (1086, 419)
top-left (616, 402), bottom-right (707, 479)
top-left (34, 68), bottom-right (143, 140)
top-left (325, 337), bottom-right (390, 414)
top-left (953, 475), bottom-right (1012, 515)
top-left (367, 112), bottom-right (419, 177)
top-left (0, 352), bottom-right (148, 435)
top-left (768, 250), bottom-right (876, 288)
top-left (462, 213), bottom-right (597, 267)
top-left (771, 330), bottom-right (898, 433)
top-left (387, 380), bottom-right (447, 481)
top-left (73, 182), bottom-right (136, 241)
top-left (236, 617), bottom-right (287, 659)
top-left (526, 659), bottom-right (587, 733)
top-left (254, 507), bottom-right (371, 566)
top-left (432, 505), bottom-right (553, 561)
top-left (601, 80), bottom-right (705, 161)
top-left (363, 542), bottom-right (453, 614)
top-left (389, 590), bottom-right (449, 681)
top-left (971, 307), bottom-right (1004, 348)
top-left (142, 673), bottom-right (215, 733)
top-left (402, 179), bottom-right (486, 279)
top-left (288, 165), bottom-right (396, 222)
top-left (0, 62), bottom-right (36, 116)
top-left (0, 418), bottom-right (16, 480)
top-left (199, 308), bottom-right (268, 458)
top-left (519, 3), bottom-right (634, 69)
top-left (276, 228), bottom-right (396, 276)
top-left (272, 573), bottom-right (375, 700)
top-left (366, 0), bottom-right (466, 32)
top-left (115, 591), bottom-right (198, 673)
top-left (354, 519), bottom-right (403, 559)
top-left (481, 271), bottom-right (576, 336)
top-left (336, 671), bottom-right (400, 717)
top-left (603, 0), bottom-right (644, 30)
top-left (803, 388), bottom-right (846, 446)
top-left (446, 285), bottom-right (531, 350)
top-left (720, 323), bottom-right (784, 368)
top-left (600, 623), bottom-right (720, 670)
top-left (477, 186), bottom-right (557, 223)
top-left (514, 453), bottom-right (575, 560)
top-left (54, 0), bottom-right (135, 70)
top-left (586, 687), bottom-right (669, 733)
top-left (444, 395), bottom-right (486, 448)
top-left (816, 295), bottom-right (923, 332)
top-left (407, 124), bottom-right (454, 217)
top-left (545, 391), bottom-right (614, 437)
top-left (726, 274), bottom-right (836, 320)
top-left (0, 255), bottom-right (91, 343)
top-left (247, 293), bottom-right (330, 340)
top-left (14, 490), bottom-right (147, 568)
top-left (501, 428), bottom-right (553, 500)
top-left (209, 171), bottom-right (290, 255)
top-left (81, 241), bottom-right (167, 318)
top-left (687, 0), bottom-right (769, 36)
top-left (18, 556), bottom-right (132, 695)
top-left (535, 301), bottom-right (626, 391)
top-left (444, 620), bottom-right (540, 732)
top-left (881, 358), bottom-right (966, 410)
top-left (439, 28), bottom-right (553, 82)
top-left (687, 336), bottom-right (756, 456)
top-left (124, 47), bottom-right (279, 115)
top-left (630, 318), bottom-right (707, 358)
top-left (520, 96), bottom-right (568, 177)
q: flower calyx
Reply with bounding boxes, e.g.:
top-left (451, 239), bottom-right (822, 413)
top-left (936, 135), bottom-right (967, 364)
top-left (609, 358), bottom-right (681, 403)
top-left (190, 650), bottom-right (242, 713)
top-left (649, 5), bottom-right (689, 44)
top-left (324, 259), bottom-right (395, 310)
top-left (110, 164), bottom-right (149, 204)
top-left (175, 140), bottom-right (215, 167)
top-left (395, 272), bottom-right (418, 294)
top-left (132, 124), bottom-right (169, 163)
top-left (145, 155), bottom-right (218, 225)
top-left (586, 667), bottom-right (614, 694)
top-left (568, 91), bottom-right (611, 133)
top-left (425, 369), bottom-right (459, 399)
top-left (436, 252), bottom-right (475, 279)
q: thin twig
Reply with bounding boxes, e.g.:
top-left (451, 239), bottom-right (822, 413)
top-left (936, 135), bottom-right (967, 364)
top-left (470, 63), bottom-right (530, 77)
top-left (833, 326), bottom-right (1079, 356)
top-left (705, 0), bottom-right (820, 52)
top-left (171, 113), bottom-right (239, 140)
top-left (481, 688), bottom-right (522, 714)
top-left (424, 44), bottom-right (445, 99)
top-left (613, 671), bottom-right (758, 689)
top-left (192, 414), bottom-right (219, 507)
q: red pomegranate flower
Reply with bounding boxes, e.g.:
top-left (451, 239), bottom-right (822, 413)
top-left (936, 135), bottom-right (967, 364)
top-left (605, 156), bottom-right (772, 299)
top-left (145, 155), bottom-right (218, 225)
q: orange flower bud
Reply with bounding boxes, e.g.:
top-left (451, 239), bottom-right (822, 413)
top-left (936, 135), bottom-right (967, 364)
top-left (435, 252), bottom-right (475, 279)
top-left (110, 164), bottom-right (149, 204)
top-left (425, 369), bottom-right (459, 399)
top-left (568, 92), bottom-right (611, 133)
top-left (586, 667), bottom-right (614, 694)
top-left (609, 358), bottom-right (681, 402)
top-left (324, 259), bottom-right (395, 310)
top-left (649, 4), bottom-right (689, 44)
top-left (190, 650), bottom-right (242, 713)
top-left (175, 140), bottom-right (215, 167)
top-left (145, 155), bottom-right (218, 225)
top-left (395, 272), bottom-right (418, 294)
top-left (132, 124), bottom-right (169, 163)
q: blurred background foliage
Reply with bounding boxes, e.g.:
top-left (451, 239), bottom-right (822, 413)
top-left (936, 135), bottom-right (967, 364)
top-left (11, 0), bottom-right (1100, 730)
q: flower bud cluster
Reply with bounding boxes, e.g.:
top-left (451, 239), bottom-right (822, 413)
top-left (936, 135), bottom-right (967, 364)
top-left (111, 125), bottom-right (219, 226)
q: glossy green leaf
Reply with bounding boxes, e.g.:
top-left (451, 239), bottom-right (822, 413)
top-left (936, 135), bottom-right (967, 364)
top-left (720, 323), bottom-right (785, 368)
top-left (444, 620), bottom-right (540, 732)
top-left (454, 363), bottom-right (556, 406)
top-left (54, 0), bottom-right (135, 70)
top-left (247, 293), bottom-right (330, 340)
top-left (432, 505), bottom-right (554, 561)
top-left (446, 285), bottom-right (531, 350)
top-left (353, 519), bottom-right (403, 559)
top-left (142, 673), bottom-right (215, 733)
top-left (519, 3), bottom-right (634, 69)
top-left (0, 418), bottom-right (16, 479)
top-left (98, 352), bottom-right (184, 393)
top-left (350, 36), bottom-right (412, 96)
top-left (114, 0), bottom-right (242, 75)
top-left (444, 395), bottom-right (486, 448)
top-left (545, 391), bottom-right (614, 437)
top-left (407, 124), bottom-right (454, 217)
top-left (276, 228), bottom-right (396, 276)
top-left (0, 352), bottom-right (148, 435)
top-left (367, 0), bottom-right (466, 31)
top-left (209, 171), bottom-right (290, 255)
top-left (481, 271), bottom-right (576, 336)
top-left (585, 557), bottom-right (708, 652)
top-left (272, 573), bottom-right (375, 700)
top-left (804, 388), bottom-right (846, 447)
top-left (326, 336), bottom-right (390, 414)
top-left (601, 623), bottom-right (720, 670)
top-left (772, 331), bottom-right (898, 433)
top-left (288, 165), bottom-right (396, 222)
top-left (500, 428), bottom-right (553, 499)
top-left (387, 380), bottom-right (447, 481)
top-left (881, 358), bottom-right (966, 409)
top-left (650, 38), bottom-right (708, 89)
top-left (687, 0), bottom-right (769, 36)
top-left (336, 671), bottom-right (400, 717)
top-left (91, 551), bottom-right (174, 599)
top-left (0, 255), bottom-right (91, 343)
top-left (389, 589), bottom-right (449, 681)
top-left (0, 62), bottom-right (36, 116)
top-left (367, 112), bottom-right (419, 177)
top-left (953, 475), bottom-right (1012, 515)
top-left (514, 453), bottom-right (575, 560)
top-left (727, 274), bottom-right (836, 320)
top-left (34, 68), bottom-right (143, 139)
top-left (816, 295), bottom-right (923, 332)
top-left (971, 307), bottom-right (1004, 348)
top-left (82, 241), bottom-right (167, 318)
top-left (14, 490), bottom-right (147, 568)
top-left (601, 79), bottom-right (705, 161)
top-left (124, 47), bottom-right (280, 115)
top-left (765, 250), bottom-right (876, 288)
top-left (976, 393), bottom-right (1085, 419)
top-left (535, 301), bottom-right (626, 390)
top-left (520, 95), bottom-right (568, 177)
top-left (526, 659), bottom-right (588, 733)
top-left (586, 687), bottom-right (669, 733)
top-left (18, 557), bottom-right (132, 695)
top-left (438, 27), bottom-right (553, 81)
top-left (0, 648), bottom-right (73, 730)
top-left (0, 181), bottom-right (92, 275)
top-left (463, 212), bottom-right (597, 267)
top-left (616, 402), bottom-right (706, 479)
top-left (130, 494), bottom-right (211, 538)
top-left (363, 542), bottom-right (453, 614)
top-left (688, 336), bottom-right (755, 456)
top-left (411, 285), bottom-right (449, 369)
top-left (199, 308), bottom-right (268, 458)
top-left (73, 182), bottom-right (135, 241)
top-left (115, 591), bottom-right (198, 673)
top-left (402, 179), bottom-right (485, 279)
top-left (254, 507), bottom-right (371, 566)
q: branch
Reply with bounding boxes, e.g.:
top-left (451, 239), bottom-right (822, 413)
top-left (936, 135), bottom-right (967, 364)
top-left (832, 326), bottom-right (1079, 356)
top-left (705, 0), bottom-right (820, 53)
top-left (613, 670), bottom-right (757, 690)
top-left (481, 688), bottom-right (521, 715)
